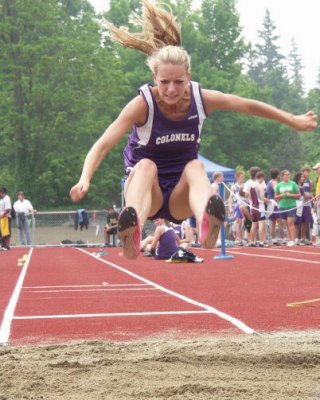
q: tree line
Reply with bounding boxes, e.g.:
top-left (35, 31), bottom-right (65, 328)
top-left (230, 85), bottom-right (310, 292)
top-left (1, 0), bottom-right (319, 209)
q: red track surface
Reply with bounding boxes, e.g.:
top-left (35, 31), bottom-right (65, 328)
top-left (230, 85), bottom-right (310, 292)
top-left (1, 245), bottom-right (319, 346)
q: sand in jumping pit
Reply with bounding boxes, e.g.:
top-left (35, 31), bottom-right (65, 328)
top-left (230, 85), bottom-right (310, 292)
top-left (1, 333), bottom-right (320, 400)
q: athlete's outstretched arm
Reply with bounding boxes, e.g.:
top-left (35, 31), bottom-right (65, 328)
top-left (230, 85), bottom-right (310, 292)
top-left (202, 89), bottom-right (317, 132)
top-left (70, 96), bottom-right (147, 202)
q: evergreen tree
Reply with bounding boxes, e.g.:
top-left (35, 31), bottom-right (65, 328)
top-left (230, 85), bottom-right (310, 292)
top-left (199, 0), bottom-right (247, 74)
top-left (248, 9), bottom-right (285, 90)
top-left (0, 0), bottom-right (128, 207)
top-left (287, 38), bottom-right (304, 95)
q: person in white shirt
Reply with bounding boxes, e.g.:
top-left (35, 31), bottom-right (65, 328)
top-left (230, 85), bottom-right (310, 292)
top-left (0, 187), bottom-right (12, 250)
top-left (13, 191), bottom-right (34, 246)
top-left (242, 166), bottom-right (261, 245)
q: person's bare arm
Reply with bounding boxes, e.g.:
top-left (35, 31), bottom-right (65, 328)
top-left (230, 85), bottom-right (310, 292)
top-left (0, 208), bottom-right (10, 218)
top-left (202, 90), bottom-right (317, 131)
top-left (70, 96), bottom-right (147, 202)
top-left (149, 226), bottom-right (165, 250)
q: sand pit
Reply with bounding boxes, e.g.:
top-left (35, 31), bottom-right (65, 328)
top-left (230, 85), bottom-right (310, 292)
top-left (1, 333), bottom-right (320, 400)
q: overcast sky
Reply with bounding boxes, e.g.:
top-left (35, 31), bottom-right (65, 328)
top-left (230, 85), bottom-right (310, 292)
top-left (88, 0), bottom-right (320, 90)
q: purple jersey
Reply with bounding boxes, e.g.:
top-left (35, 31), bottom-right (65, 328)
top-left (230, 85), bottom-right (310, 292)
top-left (123, 81), bottom-right (207, 182)
top-left (303, 178), bottom-right (311, 193)
top-left (155, 227), bottom-right (179, 259)
top-left (266, 180), bottom-right (276, 200)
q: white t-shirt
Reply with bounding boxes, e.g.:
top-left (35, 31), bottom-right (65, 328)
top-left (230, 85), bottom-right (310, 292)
top-left (243, 179), bottom-right (256, 207)
top-left (0, 195), bottom-right (12, 217)
top-left (243, 179), bottom-right (267, 210)
top-left (13, 199), bottom-right (33, 216)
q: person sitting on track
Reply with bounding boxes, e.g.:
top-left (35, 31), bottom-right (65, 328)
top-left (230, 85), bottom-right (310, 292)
top-left (140, 218), bottom-right (188, 259)
top-left (171, 219), bottom-right (193, 247)
top-left (69, 0), bottom-right (317, 260)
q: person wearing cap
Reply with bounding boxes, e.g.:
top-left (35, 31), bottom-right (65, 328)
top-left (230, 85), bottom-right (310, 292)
top-left (13, 191), bottom-right (35, 246)
top-left (104, 206), bottom-right (119, 246)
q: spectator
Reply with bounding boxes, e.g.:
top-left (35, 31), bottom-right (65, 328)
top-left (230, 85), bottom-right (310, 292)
top-left (301, 166), bottom-right (313, 244)
top-left (13, 191), bottom-right (35, 246)
top-left (313, 162), bottom-right (320, 246)
top-left (274, 170), bottom-right (300, 247)
top-left (266, 168), bottom-right (284, 245)
top-left (293, 172), bottom-right (306, 245)
top-left (0, 187), bottom-right (12, 250)
top-left (104, 206), bottom-right (119, 246)
top-left (229, 171), bottom-right (245, 245)
top-left (188, 215), bottom-right (200, 247)
top-left (243, 166), bottom-right (261, 246)
top-left (211, 171), bottom-right (224, 195)
top-left (74, 209), bottom-right (89, 231)
top-left (255, 171), bottom-right (268, 246)
top-left (171, 219), bottom-right (193, 247)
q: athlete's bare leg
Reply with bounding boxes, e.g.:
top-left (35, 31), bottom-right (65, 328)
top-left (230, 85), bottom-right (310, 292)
top-left (124, 159), bottom-right (163, 224)
top-left (168, 159), bottom-right (224, 248)
top-left (119, 159), bottom-right (163, 259)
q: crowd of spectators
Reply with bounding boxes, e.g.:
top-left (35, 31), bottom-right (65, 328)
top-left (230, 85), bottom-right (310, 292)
top-left (228, 163), bottom-right (320, 247)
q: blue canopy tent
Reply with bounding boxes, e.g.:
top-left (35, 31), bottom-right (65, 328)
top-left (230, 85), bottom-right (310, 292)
top-left (198, 154), bottom-right (235, 183)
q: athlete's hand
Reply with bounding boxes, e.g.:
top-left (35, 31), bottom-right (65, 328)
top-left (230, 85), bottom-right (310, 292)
top-left (70, 181), bottom-right (90, 202)
top-left (291, 111), bottom-right (317, 131)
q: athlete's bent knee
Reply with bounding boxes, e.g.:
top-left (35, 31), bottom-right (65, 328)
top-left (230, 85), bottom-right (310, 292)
top-left (185, 159), bottom-right (205, 173)
top-left (135, 158), bottom-right (158, 176)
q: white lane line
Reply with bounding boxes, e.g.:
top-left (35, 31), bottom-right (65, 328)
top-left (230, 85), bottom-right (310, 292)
top-left (77, 248), bottom-right (256, 334)
top-left (23, 283), bottom-right (151, 289)
top-left (26, 288), bottom-right (159, 293)
top-left (0, 248), bottom-right (33, 346)
top-left (14, 310), bottom-right (210, 320)
top-left (252, 248), bottom-right (320, 256)
top-left (227, 250), bottom-right (320, 265)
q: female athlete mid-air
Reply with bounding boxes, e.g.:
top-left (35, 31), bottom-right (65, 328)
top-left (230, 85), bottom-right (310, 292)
top-left (70, 0), bottom-right (317, 259)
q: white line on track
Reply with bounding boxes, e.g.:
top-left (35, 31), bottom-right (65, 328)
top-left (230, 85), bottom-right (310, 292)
top-left (23, 283), bottom-right (151, 289)
top-left (0, 248), bottom-right (33, 346)
top-left (75, 248), bottom-right (256, 334)
top-left (250, 247), bottom-right (320, 256)
top-left (26, 288), bottom-right (159, 293)
top-left (14, 310), bottom-right (210, 320)
top-left (227, 250), bottom-right (320, 264)
top-left (22, 282), bottom-right (150, 289)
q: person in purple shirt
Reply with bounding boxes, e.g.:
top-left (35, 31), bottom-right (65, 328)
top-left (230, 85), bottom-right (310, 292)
top-left (70, 0), bottom-right (317, 259)
top-left (140, 218), bottom-right (182, 260)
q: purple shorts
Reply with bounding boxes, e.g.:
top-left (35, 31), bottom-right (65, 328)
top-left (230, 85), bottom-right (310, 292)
top-left (269, 206), bottom-right (280, 221)
top-left (149, 173), bottom-right (184, 224)
top-left (280, 208), bottom-right (296, 219)
top-left (302, 206), bottom-right (312, 224)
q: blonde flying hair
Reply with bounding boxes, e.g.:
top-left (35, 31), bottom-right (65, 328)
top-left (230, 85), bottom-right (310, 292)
top-left (107, 0), bottom-right (191, 74)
